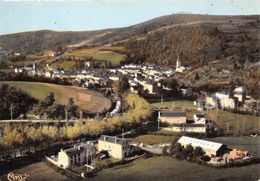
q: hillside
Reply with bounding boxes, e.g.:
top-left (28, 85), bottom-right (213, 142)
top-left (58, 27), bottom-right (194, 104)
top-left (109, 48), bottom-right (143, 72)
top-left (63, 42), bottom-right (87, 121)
top-left (122, 15), bottom-right (260, 97)
top-left (1, 14), bottom-right (259, 96)
top-left (1, 81), bottom-right (111, 113)
top-left (0, 29), bottom-right (115, 53)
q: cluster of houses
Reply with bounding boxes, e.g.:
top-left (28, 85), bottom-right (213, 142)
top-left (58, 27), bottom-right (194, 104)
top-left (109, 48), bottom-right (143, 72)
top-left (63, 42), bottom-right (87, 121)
top-left (47, 135), bottom-right (131, 169)
top-left (158, 111), bottom-right (213, 134)
top-left (13, 57), bottom-right (189, 95)
top-left (196, 86), bottom-right (252, 110)
top-left (47, 134), bottom-right (253, 172)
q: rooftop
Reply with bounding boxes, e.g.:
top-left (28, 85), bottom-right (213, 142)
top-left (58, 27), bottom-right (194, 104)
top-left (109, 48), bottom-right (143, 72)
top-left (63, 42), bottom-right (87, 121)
top-left (99, 135), bottom-right (130, 145)
top-left (62, 142), bottom-right (95, 156)
top-left (160, 111), bottom-right (187, 117)
top-left (178, 136), bottom-right (224, 151)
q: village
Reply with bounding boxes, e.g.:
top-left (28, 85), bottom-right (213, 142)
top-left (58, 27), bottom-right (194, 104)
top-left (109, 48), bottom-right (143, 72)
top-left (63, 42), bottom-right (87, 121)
top-left (0, 55), bottom-right (256, 179)
top-left (0, 8), bottom-right (260, 180)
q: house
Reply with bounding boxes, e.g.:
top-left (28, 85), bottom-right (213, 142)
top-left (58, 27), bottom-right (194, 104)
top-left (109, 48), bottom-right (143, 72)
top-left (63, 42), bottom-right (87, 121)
top-left (233, 86), bottom-right (246, 104)
top-left (206, 92), bottom-right (236, 109)
top-left (219, 96), bottom-right (236, 109)
top-left (139, 80), bottom-right (157, 94)
top-left (98, 135), bottom-right (131, 160)
top-left (158, 111), bottom-right (187, 125)
top-left (223, 148), bottom-right (251, 161)
top-left (178, 136), bottom-right (227, 157)
top-left (45, 70), bottom-right (53, 77)
top-left (205, 95), bottom-right (217, 108)
top-left (193, 113), bottom-right (207, 124)
top-left (57, 142), bottom-right (96, 169)
top-left (180, 86), bottom-right (192, 97)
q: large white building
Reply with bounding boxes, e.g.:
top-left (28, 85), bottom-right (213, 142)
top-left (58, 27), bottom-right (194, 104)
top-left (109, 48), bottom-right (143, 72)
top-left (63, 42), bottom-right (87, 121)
top-left (178, 136), bottom-right (227, 157)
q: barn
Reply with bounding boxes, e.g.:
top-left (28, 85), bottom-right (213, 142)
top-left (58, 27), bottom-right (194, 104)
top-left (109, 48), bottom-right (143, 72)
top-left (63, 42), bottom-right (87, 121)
top-left (178, 136), bottom-right (227, 157)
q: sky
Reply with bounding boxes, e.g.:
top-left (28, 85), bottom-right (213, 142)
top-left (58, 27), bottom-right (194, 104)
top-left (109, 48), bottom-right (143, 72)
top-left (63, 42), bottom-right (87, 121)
top-left (0, 0), bottom-right (259, 35)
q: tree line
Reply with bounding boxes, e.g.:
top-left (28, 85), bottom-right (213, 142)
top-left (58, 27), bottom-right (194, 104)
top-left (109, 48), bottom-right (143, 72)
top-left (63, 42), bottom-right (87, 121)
top-left (0, 72), bottom-right (71, 85)
top-left (0, 93), bottom-right (151, 157)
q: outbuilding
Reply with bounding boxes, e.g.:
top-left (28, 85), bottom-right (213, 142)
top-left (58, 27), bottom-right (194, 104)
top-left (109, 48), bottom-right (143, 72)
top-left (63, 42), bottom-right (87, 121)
top-left (158, 111), bottom-right (187, 125)
top-left (177, 136), bottom-right (227, 157)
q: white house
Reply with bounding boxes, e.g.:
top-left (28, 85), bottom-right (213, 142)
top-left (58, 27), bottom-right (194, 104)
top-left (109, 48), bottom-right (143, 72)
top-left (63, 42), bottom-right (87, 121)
top-left (57, 142), bottom-right (96, 169)
top-left (193, 113), bottom-right (207, 124)
top-left (98, 135), bottom-right (131, 160)
top-left (233, 86), bottom-right (246, 104)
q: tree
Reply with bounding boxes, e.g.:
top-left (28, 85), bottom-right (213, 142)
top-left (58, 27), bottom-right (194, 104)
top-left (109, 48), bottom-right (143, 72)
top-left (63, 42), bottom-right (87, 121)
top-left (171, 142), bottom-right (183, 159)
top-left (113, 76), bottom-right (130, 95)
top-left (194, 146), bottom-right (205, 158)
top-left (66, 98), bottom-right (78, 119)
top-left (162, 146), bottom-right (168, 156)
top-left (27, 127), bottom-right (40, 151)
top-left (44, 92), bottom-right (55, 107)
top-left (0, 84), bottom-right (37, 119)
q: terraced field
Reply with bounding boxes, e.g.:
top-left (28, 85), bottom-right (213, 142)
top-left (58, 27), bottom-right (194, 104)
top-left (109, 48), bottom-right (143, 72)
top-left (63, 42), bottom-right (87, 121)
top-left (1, 81), bottom-right (111, 113)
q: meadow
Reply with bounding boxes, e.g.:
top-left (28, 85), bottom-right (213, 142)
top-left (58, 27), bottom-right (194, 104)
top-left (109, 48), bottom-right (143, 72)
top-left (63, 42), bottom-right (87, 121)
top-left (92, 156), bottom-right (260, 181)
top-left (151, 100), bottom-right (195, 109)
top-left (205, 109), bottom-right (260, 135)
top-left (1, 81), bottom-right (111, 113)
top-left (46, 48), bottom-right (127, 68)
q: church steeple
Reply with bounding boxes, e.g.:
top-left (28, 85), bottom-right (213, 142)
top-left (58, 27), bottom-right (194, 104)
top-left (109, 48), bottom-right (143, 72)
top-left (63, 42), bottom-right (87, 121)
top-left (176, 56), bottom-right (181, 68)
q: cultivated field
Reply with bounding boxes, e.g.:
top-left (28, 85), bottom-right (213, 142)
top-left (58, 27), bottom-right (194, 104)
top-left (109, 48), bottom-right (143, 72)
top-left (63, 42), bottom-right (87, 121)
top-left (1, 81), bottom-right (111, 113)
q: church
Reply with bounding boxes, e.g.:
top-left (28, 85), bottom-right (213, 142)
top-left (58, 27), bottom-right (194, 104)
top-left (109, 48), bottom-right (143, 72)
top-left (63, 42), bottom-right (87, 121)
top-left (175, 56), bottom-right (186, 73)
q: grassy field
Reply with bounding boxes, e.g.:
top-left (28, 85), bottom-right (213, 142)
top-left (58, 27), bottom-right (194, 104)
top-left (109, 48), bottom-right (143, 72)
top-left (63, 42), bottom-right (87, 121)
top-left (92, 156), bottom-right (260, 181)
top-left (0, 162), bottom-right (68, 181)
top-left (47, 49), bottom-right (127, 67)
top-left (133, 134), bottom-right (179, 145)
top-left (1, 81), bottom-right (111, 113)
top-left (205, 110), bottom-right (260, 135)
top-left (151, 100), bottom-right (195, 109)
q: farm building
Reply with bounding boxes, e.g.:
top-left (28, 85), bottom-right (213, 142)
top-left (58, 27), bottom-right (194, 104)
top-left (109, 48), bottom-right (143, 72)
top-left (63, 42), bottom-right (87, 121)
top-left (98, 135), bottom-right (131, 160)
top-left (178, 136), bottom-right (227, 157)
top-left (158, 111), bottom-right (187, 125)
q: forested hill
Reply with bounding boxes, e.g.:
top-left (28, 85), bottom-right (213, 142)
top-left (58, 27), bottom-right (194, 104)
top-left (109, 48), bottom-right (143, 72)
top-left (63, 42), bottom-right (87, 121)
top-left (124, 15), bottom-right (260, 66)
top-left (121, 14), bottom-right (260, 97)
top-left (0, 29), bottom-right (114, 53)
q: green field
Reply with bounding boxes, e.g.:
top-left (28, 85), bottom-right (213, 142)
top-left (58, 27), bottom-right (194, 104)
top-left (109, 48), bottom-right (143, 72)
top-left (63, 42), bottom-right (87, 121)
top-left (205, 110), bottom-right (260, 135)
top-left (47, 49), bottom-right (127, 67)
top-left (2, 81), bottom-right (63, 101)
top-left (151, 100), bottom-right (195, 109)
top-left (92, 156), bottom-right (260, 181)
top-left (133, 134), bottom-right (179, 145)
top-left (1, 81), bottom-right (111, 113)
